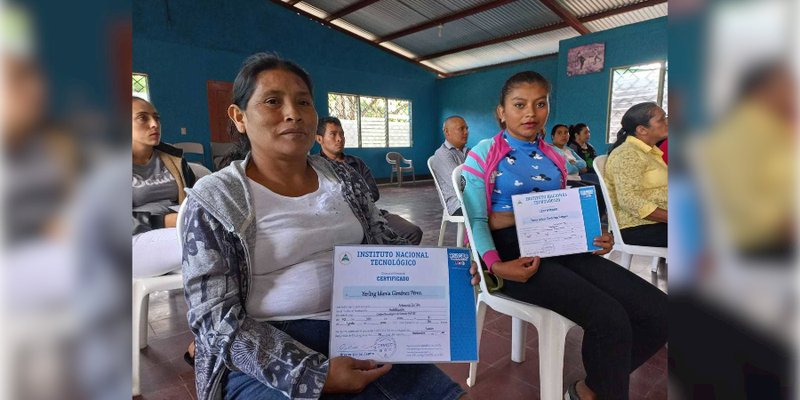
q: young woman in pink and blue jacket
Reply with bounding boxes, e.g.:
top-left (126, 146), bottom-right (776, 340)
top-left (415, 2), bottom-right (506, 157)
top-left (460, 71), bottom-right (667, 400)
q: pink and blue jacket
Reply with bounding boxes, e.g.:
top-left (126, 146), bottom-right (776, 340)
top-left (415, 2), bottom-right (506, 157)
top-left (462, 131), bottom-right (567, 271)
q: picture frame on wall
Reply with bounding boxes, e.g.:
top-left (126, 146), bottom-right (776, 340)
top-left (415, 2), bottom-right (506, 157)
top-left (567, 43), bottom-right (605, 76)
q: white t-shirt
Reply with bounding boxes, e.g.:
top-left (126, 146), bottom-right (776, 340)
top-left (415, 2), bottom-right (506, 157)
top-left (245, 166), bottom-right (364, 321)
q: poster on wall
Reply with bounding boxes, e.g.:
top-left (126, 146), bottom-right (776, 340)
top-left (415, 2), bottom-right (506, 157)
top-left (567, 43), bottom-right (605, 76)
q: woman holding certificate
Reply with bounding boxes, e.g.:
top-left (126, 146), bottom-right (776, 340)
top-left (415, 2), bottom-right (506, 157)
top-left (180, 53), bottom-right (465, 400)
top-left (461, 71), bottom-right (667, 400)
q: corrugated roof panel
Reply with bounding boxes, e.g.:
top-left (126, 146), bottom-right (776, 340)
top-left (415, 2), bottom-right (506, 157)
top-left (428, 41), bottom-right (542, 73)
top-left (555, 0), bottom-right (640, 18)
top-left (584, 3), bottom-right (667, 32)
top-left (394, 0), bottom-right (459, 20)
top-left (391, 19), bottom-right (492, 56)
top-left (342, 1), bottom-right (430, 37)
top-left (464, 1), bottom-right (562, 37)
top-left (435, 0), bottom-right (497, 12)
top-left (504, 26), bottom-right (578, 56)
top-left (300, 0), bottom-right (360, 15)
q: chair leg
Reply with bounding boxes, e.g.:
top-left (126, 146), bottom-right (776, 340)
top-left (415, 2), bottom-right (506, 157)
top-left (620, 252), bottom-right (633, 270)
top-left (139, 294), bottom-right (150, 350)
top-left (456, 222), bottom-right (465, 248)
top-left (467, 300), bottom-right (487, 387)
top-left (438, 218), bottom-right (447, 247)
top-left (651, 257), bottom-right (661, 273)
top-left (511, 317), bottom-right (527, 363)
top-left (132, 281), bottom-right (145, 396)
top-left (538, 317), bottom-right (569, 400)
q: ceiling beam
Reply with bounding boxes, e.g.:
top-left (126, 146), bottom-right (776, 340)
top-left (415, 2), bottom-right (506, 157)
top-left (286, 0), bottom-right (302, 5)
top-left (417, 0), bottom-right (667, 62)
top-left (377, 0), bottom-right (518, 44)
top-left (268, 0), bottom-right (447, 76)
top-left (324, 0), bottom-right (381, 22)
top-left (538, 0), bottom-right (590, 34)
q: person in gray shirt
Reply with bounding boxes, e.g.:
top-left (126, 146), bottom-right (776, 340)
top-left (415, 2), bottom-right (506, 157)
top-left (431, 115), bottom-right (469, 216)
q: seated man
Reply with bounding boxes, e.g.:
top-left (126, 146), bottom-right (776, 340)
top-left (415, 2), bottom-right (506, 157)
top-left (430, 115), bottom-right (470, 216)
top-left (317, 116), bottom-right (423, 245)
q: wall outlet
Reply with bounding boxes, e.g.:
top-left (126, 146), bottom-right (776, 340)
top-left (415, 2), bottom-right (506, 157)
top-left (180, 127), bottom-right (187, 135)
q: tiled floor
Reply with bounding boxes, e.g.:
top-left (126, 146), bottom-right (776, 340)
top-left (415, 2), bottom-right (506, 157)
top-left (136, 180), bottom-right (667, 399)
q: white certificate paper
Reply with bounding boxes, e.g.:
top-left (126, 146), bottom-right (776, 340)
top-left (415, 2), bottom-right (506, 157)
top-left (330, 246), bottom-right (477, 363)
top-left (512, 186), bottom-right (602, 258)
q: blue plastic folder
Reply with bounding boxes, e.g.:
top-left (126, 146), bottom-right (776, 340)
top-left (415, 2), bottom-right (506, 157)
top-left (330, 245), bottom-right (478, 363)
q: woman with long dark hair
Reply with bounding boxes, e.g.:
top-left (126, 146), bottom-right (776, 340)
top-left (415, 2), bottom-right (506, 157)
top-left (180, 53), bottom-right (466, 400)
top-left (461, 72), bottom-right (667, 400)
top-left (605, 102), bottom-right (668, 247)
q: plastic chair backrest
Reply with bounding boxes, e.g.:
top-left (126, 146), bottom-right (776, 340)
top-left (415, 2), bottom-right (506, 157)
top-left (428, 156), bottom-right (449, 210)
top-left (386, 152), bottom-right (401, 164)
top-left (451, 164), bottom-right (493, 295)
top-left (592, 155), bottom-right (625, 243)
top-left (173, 142), bottom-right (205, 155)
top-left (188, 162), bottom-right (212, 179)
top-left (176, 199), bottom-right (188, 253)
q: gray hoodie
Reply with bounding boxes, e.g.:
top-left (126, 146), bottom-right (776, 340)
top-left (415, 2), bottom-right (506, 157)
top-left (181, 154), bottom-right (408, 400)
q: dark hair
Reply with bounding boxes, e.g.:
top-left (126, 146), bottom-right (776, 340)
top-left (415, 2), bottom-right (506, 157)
top-left (607, 102), bottom-right (660, 154)
top-left (550, 124), bottom-right (568, 138)
top-left (221, 53), bottom-right (314, 167)
top-left (496, 71), bottom-right (551, 129)
top-left (567, 123), bottom-right (587, 144)
top-left (317, 116), bottom-right (342, 135)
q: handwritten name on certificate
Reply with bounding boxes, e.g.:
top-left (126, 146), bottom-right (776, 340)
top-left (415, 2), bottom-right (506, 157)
top-left (512, 186), bottom-right (602, 258)
top-left (330, 246), bottom-right (477, 363)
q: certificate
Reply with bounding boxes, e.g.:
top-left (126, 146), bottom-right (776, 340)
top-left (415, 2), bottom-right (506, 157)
top-left (330, 245), bottom-right (477, 363)
top-left (512, 186), bottom-right (602, 258)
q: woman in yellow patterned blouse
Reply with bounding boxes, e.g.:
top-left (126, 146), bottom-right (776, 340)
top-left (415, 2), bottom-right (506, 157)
top-left (605, 102), bottom-right (668, 247)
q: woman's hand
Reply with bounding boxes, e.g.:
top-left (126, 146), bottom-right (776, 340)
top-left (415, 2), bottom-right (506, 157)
top-left (469, 261), bottom-right (481, 286)
top-left (592, 231), bottom-right (614, 256)
top-left (569, 159), bottom-right (577, 165)
top-left (490, 256), bottom-right (540, 283)
top-left (323, 356), bottom-right (392, 394)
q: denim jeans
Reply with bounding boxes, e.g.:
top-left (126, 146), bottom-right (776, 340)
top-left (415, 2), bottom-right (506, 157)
top-left (223, 319), bottom-right (464, 400)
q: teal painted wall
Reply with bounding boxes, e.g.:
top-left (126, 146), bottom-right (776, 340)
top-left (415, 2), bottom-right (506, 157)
top-left (437, 17), bottom-right (667, 154)
top-left (133, 0), bottom-right (439, 176)
top-left (436, 57), bottom-right (559, 149)
top-left (555, 17), bottom-right (667, 153)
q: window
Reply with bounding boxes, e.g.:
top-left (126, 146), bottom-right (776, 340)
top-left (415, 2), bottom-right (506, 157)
top-left (606, 62), bottom-right (668, 143)
top-left (132, 73), bottom-right (150, 101)
top-left (327, 92), bottom-right (412, 148)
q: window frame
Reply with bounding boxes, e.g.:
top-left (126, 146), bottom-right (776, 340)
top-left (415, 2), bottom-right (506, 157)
top-left (605, 61), bottom-right (668, 143)
top-left (132, 72), bottom-right (151, 101)
top-left (327, 92), bottom-right (413, 149)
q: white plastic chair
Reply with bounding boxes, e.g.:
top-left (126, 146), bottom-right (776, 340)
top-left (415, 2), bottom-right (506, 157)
top-left (594, 155), bottom-right (667, 272)
top-left (189, 162), bottom-right (212, 180)
top-left (385, 152), bottom-right (415, 186)
top-left (427, 156), bottom-right (465, 247)
top-left (131, 200), bottom-right (188, 396)
top-left (174, 141), bottom-right (207, 168)
top-left (452, 165), bottom-right (577, 399)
